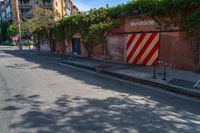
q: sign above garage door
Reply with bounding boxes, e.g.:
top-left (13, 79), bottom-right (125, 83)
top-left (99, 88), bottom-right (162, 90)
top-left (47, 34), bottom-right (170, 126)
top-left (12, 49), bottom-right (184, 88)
top-left (130, 20), bottom-right (156, 27)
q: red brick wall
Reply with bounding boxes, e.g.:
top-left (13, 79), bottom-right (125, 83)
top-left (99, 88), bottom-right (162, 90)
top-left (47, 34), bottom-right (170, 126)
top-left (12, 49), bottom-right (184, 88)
top-left (107, 34), bottom-right (126, 62)
top-left (106, 17), bottom-right (197, 71)
top-left (55, 17), bottom-right (198, 71)
top-left (65, 40), bottom-right (72, 54)
top-left (90, 21), bottom-right (126, 61)
top-left (56, 42), bottom-right (62, 54)
top-left (55, 34), bottom-right (87, 56)
top-left (159, 32), bottom-right (197, 71)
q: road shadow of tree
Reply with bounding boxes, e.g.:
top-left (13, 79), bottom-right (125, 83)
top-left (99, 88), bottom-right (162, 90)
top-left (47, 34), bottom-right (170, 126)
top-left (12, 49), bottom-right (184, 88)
top-left (1, 94), bottom-right (200, 133)
top-left (1, 50), bottom-right (200, 132)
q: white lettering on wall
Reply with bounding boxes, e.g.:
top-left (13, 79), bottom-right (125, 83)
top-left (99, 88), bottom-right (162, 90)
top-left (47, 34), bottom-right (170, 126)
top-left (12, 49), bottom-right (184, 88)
top-left (130, 20), bottom-right (156, 27)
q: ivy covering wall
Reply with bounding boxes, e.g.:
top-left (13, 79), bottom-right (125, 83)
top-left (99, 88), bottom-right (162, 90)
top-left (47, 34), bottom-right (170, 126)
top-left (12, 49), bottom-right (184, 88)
top-left (22, 0), bottom-right (200, 70)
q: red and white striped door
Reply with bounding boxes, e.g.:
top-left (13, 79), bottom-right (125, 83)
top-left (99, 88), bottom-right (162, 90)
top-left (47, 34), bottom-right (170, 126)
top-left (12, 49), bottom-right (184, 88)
top-left (126, 33), bottom-right (160, 66)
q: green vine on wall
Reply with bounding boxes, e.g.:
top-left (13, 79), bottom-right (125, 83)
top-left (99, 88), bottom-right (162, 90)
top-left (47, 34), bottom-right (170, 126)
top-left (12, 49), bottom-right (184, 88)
top-left (109, 0), bottom-right (200, 71)
top-left (22, 0), bottom-right (200, 71)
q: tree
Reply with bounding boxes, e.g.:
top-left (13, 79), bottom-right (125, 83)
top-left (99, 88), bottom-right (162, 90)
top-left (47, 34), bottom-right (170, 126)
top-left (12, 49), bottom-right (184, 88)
top-left (84, 22), bottom-right (114, 58)
top-left (0, 21), bottom-right (9, 42)
top-left (82, 8), bottom-right (114, 57)
top-left (7, 24), bottom-right (18, 39)
top-left (52, 20), bottom-right (66, 54)
top-left (22, 7), bottom-right (60, 52)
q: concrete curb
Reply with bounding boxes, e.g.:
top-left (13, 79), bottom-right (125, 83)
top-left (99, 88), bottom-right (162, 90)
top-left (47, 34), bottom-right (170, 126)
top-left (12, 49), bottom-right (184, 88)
top-left (62, 60), bottom-right (200, 99)
top-left (29, 52), bottom-right (200, 99)
top-left (96, 69), bottom-right (200, 99)
top-left (61, 61), bottom-right (95, 71)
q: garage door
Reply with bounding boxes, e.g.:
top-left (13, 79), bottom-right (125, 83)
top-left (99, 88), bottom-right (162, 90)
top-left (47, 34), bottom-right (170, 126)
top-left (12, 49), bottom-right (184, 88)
top-left (126, 33), bottom-right (160, 66)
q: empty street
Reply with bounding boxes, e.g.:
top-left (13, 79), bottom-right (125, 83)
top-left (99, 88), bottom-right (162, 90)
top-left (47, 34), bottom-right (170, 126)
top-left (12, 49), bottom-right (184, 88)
top-left (0, 48), bottom-right (200, 133)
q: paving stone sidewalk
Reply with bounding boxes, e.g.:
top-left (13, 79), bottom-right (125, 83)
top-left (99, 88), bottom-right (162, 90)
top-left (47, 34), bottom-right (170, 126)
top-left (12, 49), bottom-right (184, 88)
top-left (32, 51), bottom-right (200, 98)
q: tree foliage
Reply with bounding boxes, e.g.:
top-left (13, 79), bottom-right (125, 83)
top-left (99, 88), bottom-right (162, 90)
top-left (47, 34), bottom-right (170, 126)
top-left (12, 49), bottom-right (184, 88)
top-left (0, 21), bottom-right (9, 42)
top-left (22, 7), bottom-right (60, 51)
top-left (7, 24), bottom-right (17, 38)
top-left (53, 8), bottom-right (114, 57)
top-left (84, 22), bottom-right (114, 57)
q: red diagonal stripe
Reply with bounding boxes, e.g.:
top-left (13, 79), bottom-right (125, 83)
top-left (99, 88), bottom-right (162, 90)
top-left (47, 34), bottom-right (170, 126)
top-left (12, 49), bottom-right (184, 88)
top-left (152, 56), bottom-right (159, 66)
top-left (142, 41), bottom-right (159, 65)
top-left (126, 34), bottom-right (136, 50)
top-left (126, 33), bottom-right (146, 63)
top-left (132, 33), bottom-right (157, 64)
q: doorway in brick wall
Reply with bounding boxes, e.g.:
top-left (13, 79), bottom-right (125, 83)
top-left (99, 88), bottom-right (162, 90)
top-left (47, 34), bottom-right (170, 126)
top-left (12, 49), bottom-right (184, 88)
top-left (72, 38), bottom-right (81, 55)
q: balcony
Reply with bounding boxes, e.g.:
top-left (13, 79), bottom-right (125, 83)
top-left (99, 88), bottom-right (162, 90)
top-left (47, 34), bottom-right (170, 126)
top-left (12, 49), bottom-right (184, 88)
top-left (6, 13), bottom-right (12, 19)
top-left (20, 13), bottom-right (32, 18)
top-left (40, 3), bottom-right (53, 9)
top-left (7, 17), bottom-right (13, 22)
top-left (6, 2), bottom-right (11, 7)
top-left (6, 0), bottom-right (10, 3)
top-left (19, 3), bottom-right (32, 9)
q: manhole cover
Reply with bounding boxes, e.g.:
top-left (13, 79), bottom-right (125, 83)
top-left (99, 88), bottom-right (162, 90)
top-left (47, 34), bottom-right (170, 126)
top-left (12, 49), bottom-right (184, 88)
top-left (169, 79), bottom-right (195, 89)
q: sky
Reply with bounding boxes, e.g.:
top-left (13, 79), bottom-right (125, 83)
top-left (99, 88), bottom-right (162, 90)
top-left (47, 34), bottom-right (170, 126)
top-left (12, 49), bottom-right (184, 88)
top-left (72, 0), bottom-right (131, 11)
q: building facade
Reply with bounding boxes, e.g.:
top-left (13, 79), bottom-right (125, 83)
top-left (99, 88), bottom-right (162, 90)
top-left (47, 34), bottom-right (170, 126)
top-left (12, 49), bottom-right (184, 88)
top-left (0, 0), bottom-right (12, 22)
top-left (52, 17), bottom-right (198, 72)
top-left (0, 0), bottom-right (79, 22)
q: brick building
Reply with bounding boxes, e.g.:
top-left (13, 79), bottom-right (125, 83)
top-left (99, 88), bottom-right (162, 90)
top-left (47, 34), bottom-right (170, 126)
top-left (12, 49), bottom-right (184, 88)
top-left (54, 17), bottom-right (198, 72)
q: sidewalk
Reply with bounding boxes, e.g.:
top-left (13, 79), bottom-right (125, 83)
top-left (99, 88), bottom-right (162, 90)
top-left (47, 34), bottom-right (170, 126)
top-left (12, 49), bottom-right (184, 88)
top-left (33, 51), bottom-right (200, 98)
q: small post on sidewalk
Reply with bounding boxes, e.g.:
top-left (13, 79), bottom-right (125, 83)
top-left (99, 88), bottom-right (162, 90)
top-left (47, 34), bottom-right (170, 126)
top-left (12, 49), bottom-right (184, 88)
top-left (163, 63), bottom-right (167, 80)
top-left (153, 64), bottom-right (157, 79)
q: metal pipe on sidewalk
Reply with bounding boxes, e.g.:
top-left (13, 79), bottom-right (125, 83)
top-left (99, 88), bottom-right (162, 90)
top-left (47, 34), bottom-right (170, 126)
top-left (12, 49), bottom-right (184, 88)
top-left (163, 63), bottom-right (167, 80)
top-left (153, 64), bottom-right (157, 79)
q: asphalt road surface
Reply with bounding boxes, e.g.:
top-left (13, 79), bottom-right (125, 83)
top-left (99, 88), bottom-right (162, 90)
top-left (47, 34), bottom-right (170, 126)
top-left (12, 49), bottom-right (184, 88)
top-left (0, 47), bottom-right (200, 133)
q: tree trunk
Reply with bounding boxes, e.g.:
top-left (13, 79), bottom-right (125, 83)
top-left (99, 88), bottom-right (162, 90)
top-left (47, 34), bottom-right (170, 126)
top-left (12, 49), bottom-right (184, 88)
top-left (35, 34), bottom-right (40, 52)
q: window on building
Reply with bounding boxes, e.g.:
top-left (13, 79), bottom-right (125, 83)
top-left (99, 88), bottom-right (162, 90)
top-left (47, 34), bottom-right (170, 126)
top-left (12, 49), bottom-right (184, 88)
top-left (67, 3), bottom-right (71, 9)
top-left (6, 6), bottom-right (11, 14)
top-left (6, 0), bottom-right (10, 4)
top-left (43, 0), bottom-right (52, 5)
top-left (66, 8), bottom-right (70, 15)
top-left (64, 0), bottom-right (72, 15)
top-left (19, 0), bottom-right (30, 4)
top-left (34, 0), bottom-right (39, 4)
top-left (7, 12), bottom-right (12, 20)
top-left (2, 12), bottom-right (5, 20)
top-left (2, 4), bottom-right (5, 9)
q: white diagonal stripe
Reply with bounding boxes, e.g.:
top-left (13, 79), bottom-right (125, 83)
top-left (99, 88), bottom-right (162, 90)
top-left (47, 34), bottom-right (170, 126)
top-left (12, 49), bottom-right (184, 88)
top-left (127, 34), bottom-right (141, 57)
top-left (129, 33), bottom-right (152, 64)
top-left (140, 34), bottom-right (159, 64)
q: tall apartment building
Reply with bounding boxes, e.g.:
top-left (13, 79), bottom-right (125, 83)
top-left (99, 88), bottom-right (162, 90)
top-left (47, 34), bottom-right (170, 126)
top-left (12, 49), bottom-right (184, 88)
top-left (0, 0), bottom-right (12, 22)
top-left (0, 0), bottom-right (79, 22)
